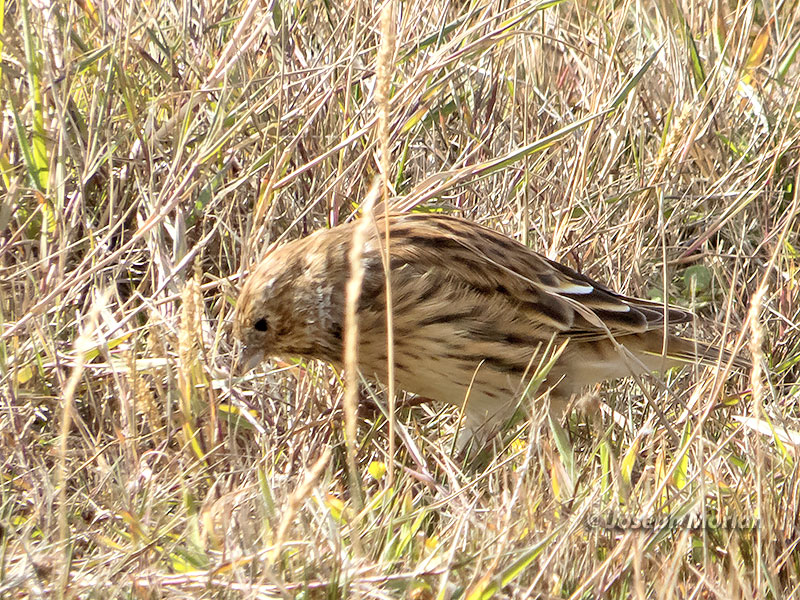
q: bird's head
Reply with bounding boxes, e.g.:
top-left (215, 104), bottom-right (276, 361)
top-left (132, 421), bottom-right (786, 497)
top-left (233, 232), bottom-right (345, 374)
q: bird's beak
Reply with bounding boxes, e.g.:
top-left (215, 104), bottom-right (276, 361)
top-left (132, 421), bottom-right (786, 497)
top-left (234, 344), bottom-right (265, 377)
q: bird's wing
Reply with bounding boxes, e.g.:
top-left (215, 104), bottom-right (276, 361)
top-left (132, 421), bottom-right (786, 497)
top-left (384, 213), bottom-right (693, 341)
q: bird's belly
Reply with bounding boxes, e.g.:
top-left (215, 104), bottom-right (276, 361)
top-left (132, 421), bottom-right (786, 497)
top-left (358, 344), bottom-right (527, 431)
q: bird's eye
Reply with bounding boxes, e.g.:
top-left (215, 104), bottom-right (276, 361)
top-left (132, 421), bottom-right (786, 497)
top-left (254, 318), bottom-right (268, 332)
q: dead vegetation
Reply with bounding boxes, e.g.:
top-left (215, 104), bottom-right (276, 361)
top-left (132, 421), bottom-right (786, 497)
top-left (2, 0), bottom-right (800, 597)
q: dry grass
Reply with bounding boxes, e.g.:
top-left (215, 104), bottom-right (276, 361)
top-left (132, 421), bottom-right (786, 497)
top-left (3, 0), bottom-right (800, 597)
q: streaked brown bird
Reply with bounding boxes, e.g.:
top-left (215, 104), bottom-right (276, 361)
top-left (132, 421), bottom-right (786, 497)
top-left (234, 213), bottom-right (744, 444)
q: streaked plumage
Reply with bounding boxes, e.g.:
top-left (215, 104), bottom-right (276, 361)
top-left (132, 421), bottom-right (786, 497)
top-left (234, 213), bottom-right (744, 443)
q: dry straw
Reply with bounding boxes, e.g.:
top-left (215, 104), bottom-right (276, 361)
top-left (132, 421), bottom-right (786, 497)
top-left (342, 181), bottom-right (380, 509)
top-left (4, 0), bottom-right (797, 594)
top-left (57, 291), bottom-right (108, 593)
top-left (267, 447), bottom-right (332, 566)
top-left (376, 1), bottom-right (397, 487)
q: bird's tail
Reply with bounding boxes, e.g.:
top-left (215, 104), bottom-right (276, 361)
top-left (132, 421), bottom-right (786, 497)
top-left (648, 335), bottom-right (751, 372)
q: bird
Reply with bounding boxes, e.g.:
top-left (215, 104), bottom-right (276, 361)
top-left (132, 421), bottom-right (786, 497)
top-left (233, 212), bottom-right (745, 446)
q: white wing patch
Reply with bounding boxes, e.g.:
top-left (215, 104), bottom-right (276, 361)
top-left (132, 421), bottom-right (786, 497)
top-left (557, 282), bottom-right (595, 295)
